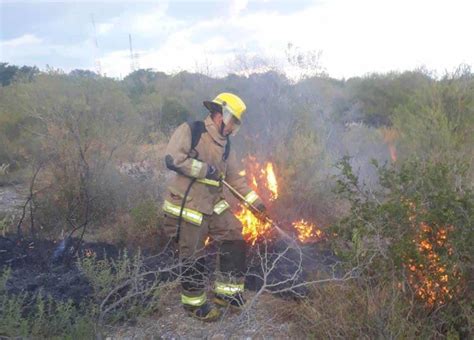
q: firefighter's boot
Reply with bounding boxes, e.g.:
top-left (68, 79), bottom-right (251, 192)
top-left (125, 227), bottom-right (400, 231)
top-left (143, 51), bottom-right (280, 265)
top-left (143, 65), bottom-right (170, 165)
top-left (214, 290), bottom-right (246, 311)
top-left (214, 240), bottom-right (247, 311)
top-left (180, 258), bottom-right (220, 321)
top-left (182, 295), bottom-right (221, 322)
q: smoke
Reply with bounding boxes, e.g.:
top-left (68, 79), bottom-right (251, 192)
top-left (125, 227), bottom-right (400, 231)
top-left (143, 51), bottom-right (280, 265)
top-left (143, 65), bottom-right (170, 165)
top-left (214, 70), bottom-right (395, 224)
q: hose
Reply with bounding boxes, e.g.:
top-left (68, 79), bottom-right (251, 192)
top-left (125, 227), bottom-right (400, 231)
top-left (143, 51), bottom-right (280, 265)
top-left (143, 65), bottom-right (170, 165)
top-left (175, 178), bottom-right (196, 243)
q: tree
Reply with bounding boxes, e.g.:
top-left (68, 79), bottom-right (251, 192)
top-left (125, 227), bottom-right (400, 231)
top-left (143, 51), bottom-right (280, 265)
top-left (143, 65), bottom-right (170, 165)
top-left (123, 69), bottom-right (164, 100)
top-left (0, 63), bottom-right (19, 86)
top-left (69, 69), bottom-right (100, 79)
top-left (0, 63), bottom-right (39, 86)
top-left (160, 98), bottom-right (191, 132)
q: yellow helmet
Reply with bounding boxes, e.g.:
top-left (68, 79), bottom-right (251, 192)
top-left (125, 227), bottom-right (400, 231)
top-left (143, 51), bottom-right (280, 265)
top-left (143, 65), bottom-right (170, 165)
top-left (203, 92), bottom-right (247, 121)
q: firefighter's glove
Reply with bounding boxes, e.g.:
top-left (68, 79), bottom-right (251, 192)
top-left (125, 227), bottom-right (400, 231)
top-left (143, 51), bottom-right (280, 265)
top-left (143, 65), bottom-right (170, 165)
top-left (254, 203), bottom-right (268, 220)
top-left (206, 165), bottom-right (221, 181)
top-left (255, 203), bottom-right (267, 213)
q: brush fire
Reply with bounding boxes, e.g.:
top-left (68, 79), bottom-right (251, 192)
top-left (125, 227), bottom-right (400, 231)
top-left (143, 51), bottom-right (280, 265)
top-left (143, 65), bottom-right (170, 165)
top-left (234, 156), bottom-right (323, 245)
top-left (404, 201), bottom-right (459, 306)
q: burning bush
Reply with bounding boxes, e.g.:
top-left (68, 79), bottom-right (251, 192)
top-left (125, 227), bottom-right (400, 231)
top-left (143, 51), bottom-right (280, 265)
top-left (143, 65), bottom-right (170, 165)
top-left (332, 157), bottom-right (473, 337)
top-left (233, 156), bottom-right (323, 245)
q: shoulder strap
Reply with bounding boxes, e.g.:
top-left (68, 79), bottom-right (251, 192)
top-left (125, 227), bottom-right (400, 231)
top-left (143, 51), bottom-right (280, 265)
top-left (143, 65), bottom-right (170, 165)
top-left (223, 136), bottom-right (230, 161)
top-left (186, 120), bottom-right (231, 161)
top-left (187, 121), bottom-right (206, 150)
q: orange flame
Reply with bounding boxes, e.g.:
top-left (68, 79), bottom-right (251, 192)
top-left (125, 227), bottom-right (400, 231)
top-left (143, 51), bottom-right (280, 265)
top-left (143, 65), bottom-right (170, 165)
top-left (403, 201), bottom-right (458, 306)
top-left (388, 145), bottom-right (397, 162)
top-left (244, 156), bottom-right (279, 202)
top-left (235, 157), bottom-right (280, 244)
top-left (292, 219), bottom-right (323, 243)
top-left (235, 157), bottom-right (322, 245)
top-left (381, 128), bottom-right (398, 162)
top-left (236, 208), bottom-right (272, 245)
top-left (265, 163), bottom-right (278, 200)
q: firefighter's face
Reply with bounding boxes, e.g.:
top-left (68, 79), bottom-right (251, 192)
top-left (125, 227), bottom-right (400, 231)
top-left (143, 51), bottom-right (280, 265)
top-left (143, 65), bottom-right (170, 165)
top-left (212, 112), bottom-right (230, 136)
top-left (222, 119), bottom-right (235, 136)
top-left (212, 111), bottom-right (240, 137)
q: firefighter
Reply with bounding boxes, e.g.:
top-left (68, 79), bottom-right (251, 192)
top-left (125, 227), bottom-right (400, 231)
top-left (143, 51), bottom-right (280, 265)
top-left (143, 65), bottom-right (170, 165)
top-left (162, 93), bottom-right (266, 321)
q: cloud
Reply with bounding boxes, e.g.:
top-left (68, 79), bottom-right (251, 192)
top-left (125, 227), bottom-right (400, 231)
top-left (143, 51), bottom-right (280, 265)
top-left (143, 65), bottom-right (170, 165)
top-left (1, 34), bottom-right (46, 63)
top-left (1, 33), bottom-right (96, 71)
top-left (1, 34), bottom-right (42, 48)
top-left (129, 2), bottom-right (183, 37)
top-left (4, 0), bottom-right (474, 79)
top-left (229, 0), bottom-right (249, 17)
top-left (97, 23), bottom-right (114, 35)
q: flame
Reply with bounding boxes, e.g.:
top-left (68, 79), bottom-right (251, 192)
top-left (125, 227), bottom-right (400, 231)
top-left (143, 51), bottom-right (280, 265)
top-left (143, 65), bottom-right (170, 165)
top-left (381, 127), bottom-right (398, 162)
top-left (235, 157), bottom-right (322, 245)
top-left (236, 207), bottom-right (272, 245)
top-left (403, 201), bottom-right (458, 306)
top-left (265, 163), bottom-right (278, 200)
top-left (235, 157), bottom-right (280, 244)
top-left (388, 145), bottom-right (397, 162)
top-left (251, 176), bottom-right (258, 188)
top-left (292, 219), bottom-right (323, 243)
top-left (204, 236), bottom-right (210, 247)
top-left (244, 156), bottom-right (279, 202)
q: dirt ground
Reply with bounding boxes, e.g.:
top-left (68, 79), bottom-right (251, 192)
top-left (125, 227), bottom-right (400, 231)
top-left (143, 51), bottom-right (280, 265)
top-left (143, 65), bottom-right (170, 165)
top-left (0, 184), bottom-right (26, 220)
top-left (106, 242), bottom-right (336, 339)
top-left (108, 287), bottom-right (298, 339)
top-left (1, 234), bottom-right (333, 339)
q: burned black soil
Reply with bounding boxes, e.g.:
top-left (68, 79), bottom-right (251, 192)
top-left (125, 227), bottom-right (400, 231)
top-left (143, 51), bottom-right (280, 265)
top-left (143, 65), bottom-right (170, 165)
top-left (245, 239), bottom-right (340, 296)
top-left (0, 236), bottom-right (119, 304)
top-left (1, 232), bottom-right (338, 340)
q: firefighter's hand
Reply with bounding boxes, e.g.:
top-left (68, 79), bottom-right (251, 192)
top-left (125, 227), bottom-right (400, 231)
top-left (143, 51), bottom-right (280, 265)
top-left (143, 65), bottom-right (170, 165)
top-left (255, 203), bottom-right (267, 213)
top-left (205, 165), bottom-right (221, 181)
top-left (254, 203), bottom-right (268, 220)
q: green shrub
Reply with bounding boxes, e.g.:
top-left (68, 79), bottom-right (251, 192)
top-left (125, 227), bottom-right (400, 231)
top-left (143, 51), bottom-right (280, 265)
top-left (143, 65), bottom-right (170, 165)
top-left (77, 251), bottom-right (162, 324)
top-left (160, 98), bottom-right (191, 132)
top-left (0, 269), bottom-right (96, 338)
top-left (331, 157), bottom-right (473, 337)
top-left (130, 199), bottom-right (159, 232)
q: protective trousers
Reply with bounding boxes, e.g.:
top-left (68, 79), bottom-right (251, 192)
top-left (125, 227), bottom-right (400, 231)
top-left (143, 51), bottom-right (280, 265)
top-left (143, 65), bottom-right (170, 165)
top-left (163, 209), bottom-right (246, 309)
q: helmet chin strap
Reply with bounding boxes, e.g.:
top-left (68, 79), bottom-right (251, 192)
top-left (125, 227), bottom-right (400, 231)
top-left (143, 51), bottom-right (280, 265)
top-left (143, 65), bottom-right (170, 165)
top-left (220, 121), bottom-right (227, 136)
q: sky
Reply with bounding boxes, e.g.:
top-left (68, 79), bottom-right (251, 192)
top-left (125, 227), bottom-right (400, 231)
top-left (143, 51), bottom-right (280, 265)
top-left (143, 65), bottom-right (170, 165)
top-left (1, 0), bottom-right (473, 79)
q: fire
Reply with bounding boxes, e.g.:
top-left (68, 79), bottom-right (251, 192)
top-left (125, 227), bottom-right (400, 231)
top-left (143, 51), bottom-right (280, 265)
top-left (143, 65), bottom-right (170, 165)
top-left (265, 163), bottom-right (278, 200)
top-left (235, 157), bottom-right (323, 245)
top-left (292, 219), bottom-right (323, 243)
top-left (381, 127), bottom-right (399, 162)
top-left (404, 201), bottom-right (458, 306)
top-left (244, 156), bottom-right (279, 202)
top-left (236, 208), bottom-right (272, 245)
top-left (388, 146), bottom-right (397, 162)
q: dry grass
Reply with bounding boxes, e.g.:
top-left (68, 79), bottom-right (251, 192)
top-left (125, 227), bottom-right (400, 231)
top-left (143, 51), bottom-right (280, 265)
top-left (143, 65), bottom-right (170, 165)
top-left (107, 287), bottom-right (297, 339)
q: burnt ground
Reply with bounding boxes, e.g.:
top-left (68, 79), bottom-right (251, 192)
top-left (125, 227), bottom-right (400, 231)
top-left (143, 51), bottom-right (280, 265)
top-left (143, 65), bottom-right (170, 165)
top-left (0, 236), bottom-right (119, 304)
top-left (0, 234), bottom-right (339, 338)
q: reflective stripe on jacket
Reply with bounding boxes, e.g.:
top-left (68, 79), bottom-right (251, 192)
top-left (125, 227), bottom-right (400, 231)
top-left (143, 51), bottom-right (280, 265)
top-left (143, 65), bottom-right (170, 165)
top-left (164, 115), bottom-right (262, 215)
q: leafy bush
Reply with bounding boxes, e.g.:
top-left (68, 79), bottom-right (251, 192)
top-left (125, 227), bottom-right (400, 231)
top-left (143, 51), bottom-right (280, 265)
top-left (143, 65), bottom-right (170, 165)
top-left (77, 251), bottom-right (163, 324)
top-left (160, 98), bottom-right (191, 132)
top-left (130, 199), bottom-right (159, 231)
top-left (0, 268), bottom-right (96, 338)
top-left (1, 248), bottom-right (168, 338)
top-left (331, 157), bottom-right (473, 337)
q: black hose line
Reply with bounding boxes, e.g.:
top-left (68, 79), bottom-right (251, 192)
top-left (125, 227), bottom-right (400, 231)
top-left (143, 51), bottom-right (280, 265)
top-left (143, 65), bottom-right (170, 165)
top-left (175, 178), bottom-right (196, 243)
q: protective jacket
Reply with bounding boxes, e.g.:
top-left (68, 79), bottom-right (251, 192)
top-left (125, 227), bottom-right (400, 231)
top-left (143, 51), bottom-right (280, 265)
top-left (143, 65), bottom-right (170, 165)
top-left (163, 115), bottom-right (261, 223)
